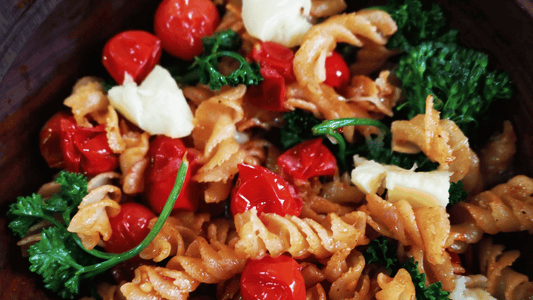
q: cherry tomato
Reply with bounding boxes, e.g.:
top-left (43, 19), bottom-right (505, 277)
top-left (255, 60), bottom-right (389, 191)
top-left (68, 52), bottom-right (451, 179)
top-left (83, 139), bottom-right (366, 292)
top-left (247, 42), bottom-right (295, 112)
top-left (60, 120), bottom-right (119, 176)
top-left (154, 0), bottom-right (220, 60)
top-left (102, 30), bottom-right (162, 84)
top-left (143, 135), bottom-right (202, 214)
top-left (277, 138), bottom-right (337, 182)
top-left (251, 42), bottom-right (295, 82)
top-left (324, 51), bottom-right (350, 90)
top-left (39, 111), bottom-right (72, 168)
top-left (104, 203), bottom-right (156, 254)
top-left (230, 163), bottom-right (302, 217)
top-left (241, 255), bottom-right (306, 300)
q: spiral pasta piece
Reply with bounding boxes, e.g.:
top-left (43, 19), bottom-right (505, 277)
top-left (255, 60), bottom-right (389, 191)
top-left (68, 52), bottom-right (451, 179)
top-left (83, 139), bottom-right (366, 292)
top-left (345, 70), bottom-right (401, 117)
top-left (480, 121), bottom-right (517, 186)
top-left (375, 268), bottom-right (415, 300)
top-left (216, 275), bottom-right (241, 300)
top-left (192, 85), bottom-right (248, 203)
top-left (293, 10), bottom-right (397, 140)
top-left (234, 208), bottom-right (367, 260)
top-left (301, 249), bottom-right (372, 300)
top-left (166, 237), bottom-right (246, 284)
top-left (67, 184), bottom-right (121, 250)
top-left (477, 238), bottom-right (533, 300)
top-left (391, 96), bottom-right (475, 183)
top-left (363, 194), bottom-right (451, 266)
top-left (450, 175), bottom-right (533, 249)
top-left (140, 212), bottom-right (211, 262)
top-left (120, 265), bottom-right (198, 300)
top-left (63, 76), bottom-right (109, 127)
top-left (118, 125), bottom-right (150, 195)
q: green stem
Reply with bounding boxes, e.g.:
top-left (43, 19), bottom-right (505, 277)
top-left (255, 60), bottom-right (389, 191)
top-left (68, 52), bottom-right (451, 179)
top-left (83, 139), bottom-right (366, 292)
top-left (79, 159), bottom-right (189, 278)
top-left (311, 118), bottom-right (389, 171)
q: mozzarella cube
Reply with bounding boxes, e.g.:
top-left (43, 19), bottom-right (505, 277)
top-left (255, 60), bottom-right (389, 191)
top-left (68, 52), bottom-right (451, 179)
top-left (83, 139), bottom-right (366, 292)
top-left (242, 0), bottom-right (313, 48)
top-left (350, 155), bottom-right (452, 207)
top-left (107, 65), bottom-right (193, 138)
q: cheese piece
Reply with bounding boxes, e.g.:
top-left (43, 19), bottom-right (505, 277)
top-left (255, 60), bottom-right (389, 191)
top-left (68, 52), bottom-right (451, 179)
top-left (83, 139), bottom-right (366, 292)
top-left (351, 156), bottom-right (387, 194)
top-left (384, 167), bottom-right (451, 208)
top-left (350, 155), bottom-right (452, 207)
top-left (450, 276), bottom-right (496, 300)
top-left (242, 0), bottom-right (313, 48)
top-left (107, 65), bottom-right (193, 138)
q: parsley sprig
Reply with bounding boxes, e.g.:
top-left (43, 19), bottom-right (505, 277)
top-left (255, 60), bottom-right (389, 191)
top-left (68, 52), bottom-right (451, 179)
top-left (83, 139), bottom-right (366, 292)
top-left (8, 159), bottom-right (189, 299)
top-left (176, 29), bottom-right (263, 90)
top-left (364, 237), bottom-right (451, 300)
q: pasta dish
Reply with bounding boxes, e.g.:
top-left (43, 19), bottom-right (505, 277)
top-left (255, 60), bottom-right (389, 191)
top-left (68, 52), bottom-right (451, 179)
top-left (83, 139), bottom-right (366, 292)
top-left (7, 0), bottom-right (533, 300)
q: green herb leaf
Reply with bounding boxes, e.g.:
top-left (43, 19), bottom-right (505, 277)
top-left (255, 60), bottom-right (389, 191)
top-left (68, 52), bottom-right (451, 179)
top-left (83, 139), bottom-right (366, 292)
top-left (202, 29), bottom-right (243, 54)
top-left (448, 181), bottom-right (468, 206)
top-left (9, 160), bottom-right (189, 299)
top-left (176, 30), bottom-right (263, 90)
top-left (403, 258), bottom-right (451, 300)
top-left (280, 109), bottom-right (322, 149)
top-left (395, 41), bottom-right (514, 138)
top-left (380, 0), bottom-right (458, 52)
top-left (363, 237), bottom-right (399, 274)
top-left (363, 237), bottom-right (450, 300)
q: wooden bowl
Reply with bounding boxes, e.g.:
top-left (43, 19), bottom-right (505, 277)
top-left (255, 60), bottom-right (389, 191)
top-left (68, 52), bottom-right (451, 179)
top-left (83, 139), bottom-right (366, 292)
top-left (1, 0), bottom-right (532, 299)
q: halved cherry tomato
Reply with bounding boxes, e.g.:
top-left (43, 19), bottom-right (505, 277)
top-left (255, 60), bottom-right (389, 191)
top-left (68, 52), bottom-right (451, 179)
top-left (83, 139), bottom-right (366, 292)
top-left (247, 42), bottom-right (295, 111)
top-left (154, 0), bottom-right (220, 60)
top-left (324, 51), bottom-right (350, 91)
top-left (102, 30), bottom-right (162, 84)
top-left (251, 42), bottom-right (295, 82)
top-left (230, 163), bottom-right (302, 217)
top-left (39, 111), bottom-right (71, 168)
top-left (60, 119), bottom-right (119, 176)
top-left (277, 138), bottom-right (336, 182)
top-left (241, 255), bottom-right (306, 300)
top-left (104, 203), bottom-right (156, 254)
top-left (143, 135), bottom-right (202, 214)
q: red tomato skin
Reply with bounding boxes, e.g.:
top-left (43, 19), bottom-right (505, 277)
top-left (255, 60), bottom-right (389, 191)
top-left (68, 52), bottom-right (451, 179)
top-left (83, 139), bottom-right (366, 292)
top-left (102, 30), bottom-right (162, 84)
top-left (246, 66), bottom-right (287, 112)
top-left (59, 119), bottom-right (118, 176)
top-left (154, 0), bottom-right (220, 60)
top-left (143, 136), bottom-right (202, 214)
top-left (241, 255), bottom-right (306, 300)
top-left (230, 163), bottom-right (302, 217)
top-left (247, 42), bottom-right (295, 111)
top-left (324, 51), bottom-right (351, 90)
top-left (277, 138), bottom-right (337, 182)
top-left (39, 111), bottom-right (73, 168)
top-left (251, 42), bottom-right (295, 82)
top-left (105, 203), bottom-right (156, 254)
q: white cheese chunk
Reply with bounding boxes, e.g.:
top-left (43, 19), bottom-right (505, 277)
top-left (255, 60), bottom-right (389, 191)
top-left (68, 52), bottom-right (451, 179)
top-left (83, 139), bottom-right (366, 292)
top-left (351, 157), bottom-right (387, 194)
top-left (242, 0), bottom-right (313, 48)
top-left (385, 166), bottom-right (451, 208)
top-left (350, 155), bottom-right (452, 207)
top-left (107, 66), bottom-right (193, 138)
top-left (450, 276), bottom-right (496, 300)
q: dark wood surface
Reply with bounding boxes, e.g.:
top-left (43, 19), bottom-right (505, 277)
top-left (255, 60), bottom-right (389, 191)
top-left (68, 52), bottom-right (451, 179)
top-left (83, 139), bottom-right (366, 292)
top-left (1, 0), bottom-right (533, 299)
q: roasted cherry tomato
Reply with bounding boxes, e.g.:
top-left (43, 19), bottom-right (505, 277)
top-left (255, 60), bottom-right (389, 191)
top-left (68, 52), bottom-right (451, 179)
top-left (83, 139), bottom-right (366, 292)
top-left (102, 30), bottom-right (162, 84)
top-left (251, 42), bottom-right (295, 82)
top-left (59, 117), bottom-right (118, 176)
top-left (39, 111), bottom-right (71, 168)
top-left (247, 42), bottom-right (295, 111)
top-left (324, 51), bottom-right (350, 90)
top-left (230, 163), bottom-right (302, 217)
top-left (277, 138), bottom-right (336, 182)
top-left (105, 203), bottom-right (156, 254)
top-left (143, 135), bottom-right (201, 214)
top-left (241, 255), bottom-right (306, 300)
top-left (154, 0), bottom-right (220, 60)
